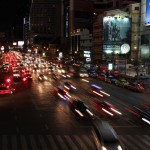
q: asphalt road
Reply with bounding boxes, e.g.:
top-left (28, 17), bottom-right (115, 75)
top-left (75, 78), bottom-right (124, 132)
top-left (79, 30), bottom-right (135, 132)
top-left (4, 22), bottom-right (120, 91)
top-left (0, 69), bottom-right (150, 150)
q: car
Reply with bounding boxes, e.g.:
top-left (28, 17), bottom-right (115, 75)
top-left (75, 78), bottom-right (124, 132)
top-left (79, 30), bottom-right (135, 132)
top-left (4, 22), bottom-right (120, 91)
top-left (60, 73), bottom-right (71, 78)
top-left (1, 67), bottom-right (9, 73)
top-left (23, 73), bottom-right (33, 81)
top-left (0, 86), bottom-right (15, 95)
top-left (52, 73), bottom-right (59, 80)
top-left (38, 74), bottom-right (48, 81)
top-left (127, 82), bottom-right (144, 92)
top-left (105, 75), bottom-right (117, 84)
top-left (88, 70), bottom-right (98, 78)
top-left (97, 73), bottom-right (107, 81)
top-left (92, 119), bottom-right (123, 150)
top-left (63, 82), bottom-right (76, 92)
top-left (12, 69), bottom-right (21, 78)
top-left (69, 99), bottom-right (95, 120)
top-left (92, 100), bottom-right (122, 117)
top-left (54, 86), bottom-right (71, 100)
top-left (88, 84), bottom-right (110, 97)
top-left (115, 78), bottom-right (129, 87)
top-left (0, 77), bottom-right (13, 87)
top-left (126, 105), bottom-right (150, 125)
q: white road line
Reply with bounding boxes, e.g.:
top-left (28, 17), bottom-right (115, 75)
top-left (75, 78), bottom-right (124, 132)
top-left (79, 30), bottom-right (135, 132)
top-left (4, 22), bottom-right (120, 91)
top-left (73, 135), bottom-right (89, 150)
top-left (46, 135), bottom-right (58, 150)
top-left (143, 135), bottom-right (150, 147)
top-left (127, 134), bottom-right (146, 150)
top-left (64, 135), bottom-right (78, 150)
top-left (56, 135), bottom-right (68, 150)
top-left (2, 135), bottom-right (8, 150)
top-left (38, 135), bottom-right (48, 150)
top-left (21, 135), bottom-right (28, 150)
top-left (12, 135), bottom-right (18, 150)
top-left (29, 135), bottom-right (38, 150)
top-left (135, 135), bottom-right (150, 150)
top-left (82, 135), bottom-right (96, 149)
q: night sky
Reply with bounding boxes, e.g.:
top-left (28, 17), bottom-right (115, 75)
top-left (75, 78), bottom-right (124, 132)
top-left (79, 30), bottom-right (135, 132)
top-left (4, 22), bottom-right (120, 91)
top-left (0, 0), bottom-right (31, 40)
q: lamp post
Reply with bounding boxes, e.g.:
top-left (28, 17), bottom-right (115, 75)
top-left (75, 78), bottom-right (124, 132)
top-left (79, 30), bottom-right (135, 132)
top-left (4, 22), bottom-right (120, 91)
top-left (125, 53), bottom-right (127, 75)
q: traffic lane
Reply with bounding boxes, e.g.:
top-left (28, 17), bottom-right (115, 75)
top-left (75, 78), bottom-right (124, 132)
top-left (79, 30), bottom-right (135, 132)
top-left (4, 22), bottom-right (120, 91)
top-left (59, 77), bottom-right (150, 126)
top-left (22, 75), bottom-right (94, 135)
top-left (64, 76), bottom-right (150, 115)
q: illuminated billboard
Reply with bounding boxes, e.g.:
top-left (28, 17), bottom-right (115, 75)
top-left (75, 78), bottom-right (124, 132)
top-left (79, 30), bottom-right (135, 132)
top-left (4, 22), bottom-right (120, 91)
top-left (103, 16), bottom-right (131, 54)
top-left (146, 0), bottom-right (150, 25)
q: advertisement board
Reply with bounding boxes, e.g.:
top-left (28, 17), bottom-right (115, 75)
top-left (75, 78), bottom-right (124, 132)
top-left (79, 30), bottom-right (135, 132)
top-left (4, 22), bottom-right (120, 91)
top-left (146, 0), bottom-right (150, 25)
top-left (103, 16), bottom-right (131, 54)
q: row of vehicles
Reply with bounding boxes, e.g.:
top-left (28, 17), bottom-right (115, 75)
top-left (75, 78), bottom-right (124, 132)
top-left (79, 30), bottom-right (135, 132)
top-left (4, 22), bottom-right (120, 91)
top-left (97, 72), bottom-right (145, 93)
top-left (0, 51), bottom-right (34, 96)
top-left (57, 64), bottom-right (145, 93)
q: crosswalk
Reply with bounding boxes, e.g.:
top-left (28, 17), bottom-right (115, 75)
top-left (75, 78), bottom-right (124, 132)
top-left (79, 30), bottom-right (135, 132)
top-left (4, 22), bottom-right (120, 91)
top-left (0, 134), bottom-right (149, 150)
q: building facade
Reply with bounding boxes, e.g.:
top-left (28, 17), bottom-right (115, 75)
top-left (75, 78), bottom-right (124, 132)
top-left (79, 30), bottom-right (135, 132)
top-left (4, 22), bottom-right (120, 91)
top-left (71, 28), bottom-right (92, 63)
top-left (29, 0), bottom-right (61, 46)
top-left (92, 0), bottom-right (141, 64)
top-left (61, 0), bottom-right (93, 56)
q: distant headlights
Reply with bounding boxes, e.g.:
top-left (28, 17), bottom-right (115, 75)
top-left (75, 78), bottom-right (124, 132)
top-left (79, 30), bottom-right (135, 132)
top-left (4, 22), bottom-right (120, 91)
top-left (44, 76), bottom-right (48, 80)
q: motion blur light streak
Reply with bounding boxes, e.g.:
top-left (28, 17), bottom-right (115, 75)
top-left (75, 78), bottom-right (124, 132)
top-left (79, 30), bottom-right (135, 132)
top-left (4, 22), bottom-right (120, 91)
top-left (125, 107), bottom-right (141, 117)
top-left (75, 109), bottom-right (84, 117)
top-left (64, 85), bottom-right (70, 90)
top-left (81, 79), bottom-right (89, 82)
top-left (71, 85), bottom-right (76, 89)
top-left (100, 90), bottom-right (110, 96)
top-left (142, 118), bottom-right (150, 124)
top-left (66, 74), bottom-right (71, 77)
top-left (92, 91), bottom-right (103, 97)
top-left (91, 84), bottom-right (102, 90)
top-left (110, 108), bottom-right (122, 115)
top-left (86, 109), bottom-right (94, 116)
top-left (102, 108), bottom-right (114, 116)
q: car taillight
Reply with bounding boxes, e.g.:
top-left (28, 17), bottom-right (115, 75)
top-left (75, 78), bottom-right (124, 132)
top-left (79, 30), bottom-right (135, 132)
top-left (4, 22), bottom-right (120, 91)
top-left (23, 77), bottom-right (27, 81)
top-left (6, 78), bottom-right (11, 83)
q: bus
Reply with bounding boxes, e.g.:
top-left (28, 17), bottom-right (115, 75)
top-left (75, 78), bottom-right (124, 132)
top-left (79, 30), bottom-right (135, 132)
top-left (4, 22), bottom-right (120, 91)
top-left (68, 64), bottom-right (89, 77)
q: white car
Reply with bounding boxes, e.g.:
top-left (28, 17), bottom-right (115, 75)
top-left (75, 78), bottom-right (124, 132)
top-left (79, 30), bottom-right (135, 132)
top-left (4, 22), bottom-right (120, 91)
top-left (13, 69), bottom-right (21, 78)
top-left (92, 119), bottom-right (123, 150)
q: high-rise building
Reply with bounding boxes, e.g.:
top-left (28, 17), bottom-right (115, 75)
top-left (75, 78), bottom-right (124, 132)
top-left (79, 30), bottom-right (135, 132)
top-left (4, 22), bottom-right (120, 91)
top-left (29, 0), bottom-right (61, 46)
top-left (23, 17), bottom-right (30, 46)
top-left (61, 0), bottom-right (93, 56)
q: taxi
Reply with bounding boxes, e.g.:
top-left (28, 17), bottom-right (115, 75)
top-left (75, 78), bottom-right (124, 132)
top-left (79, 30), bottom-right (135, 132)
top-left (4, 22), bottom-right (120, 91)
top-left (115, 78), bottom-right (129, 88)
top-left (127, 82), bottom-right (144, 92)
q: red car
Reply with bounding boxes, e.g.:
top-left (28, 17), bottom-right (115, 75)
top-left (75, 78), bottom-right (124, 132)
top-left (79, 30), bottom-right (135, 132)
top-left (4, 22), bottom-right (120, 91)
top-left (127, 82), bottom-right (144, 92)
top-left (0, 86), bottom-right (15, 95)
top-left (97, 73), bottom-right (107, 81)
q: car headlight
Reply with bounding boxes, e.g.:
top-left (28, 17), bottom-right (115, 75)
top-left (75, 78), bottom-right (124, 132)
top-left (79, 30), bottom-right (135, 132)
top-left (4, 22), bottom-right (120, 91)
top-left (79, 73), bottom-right (84, 77)
top-left (44, 76), bottom-right (48, 80)
top-left (61, 70), bottom-right (65, 73)
top-left (86, 109), bottom-right (94, 116)
top-left (117, 145), bottom-right (122, 150)
top-left (75, 109), bottom-right (84, 117)
top-left (102, 146), bottom-right (107, 150)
